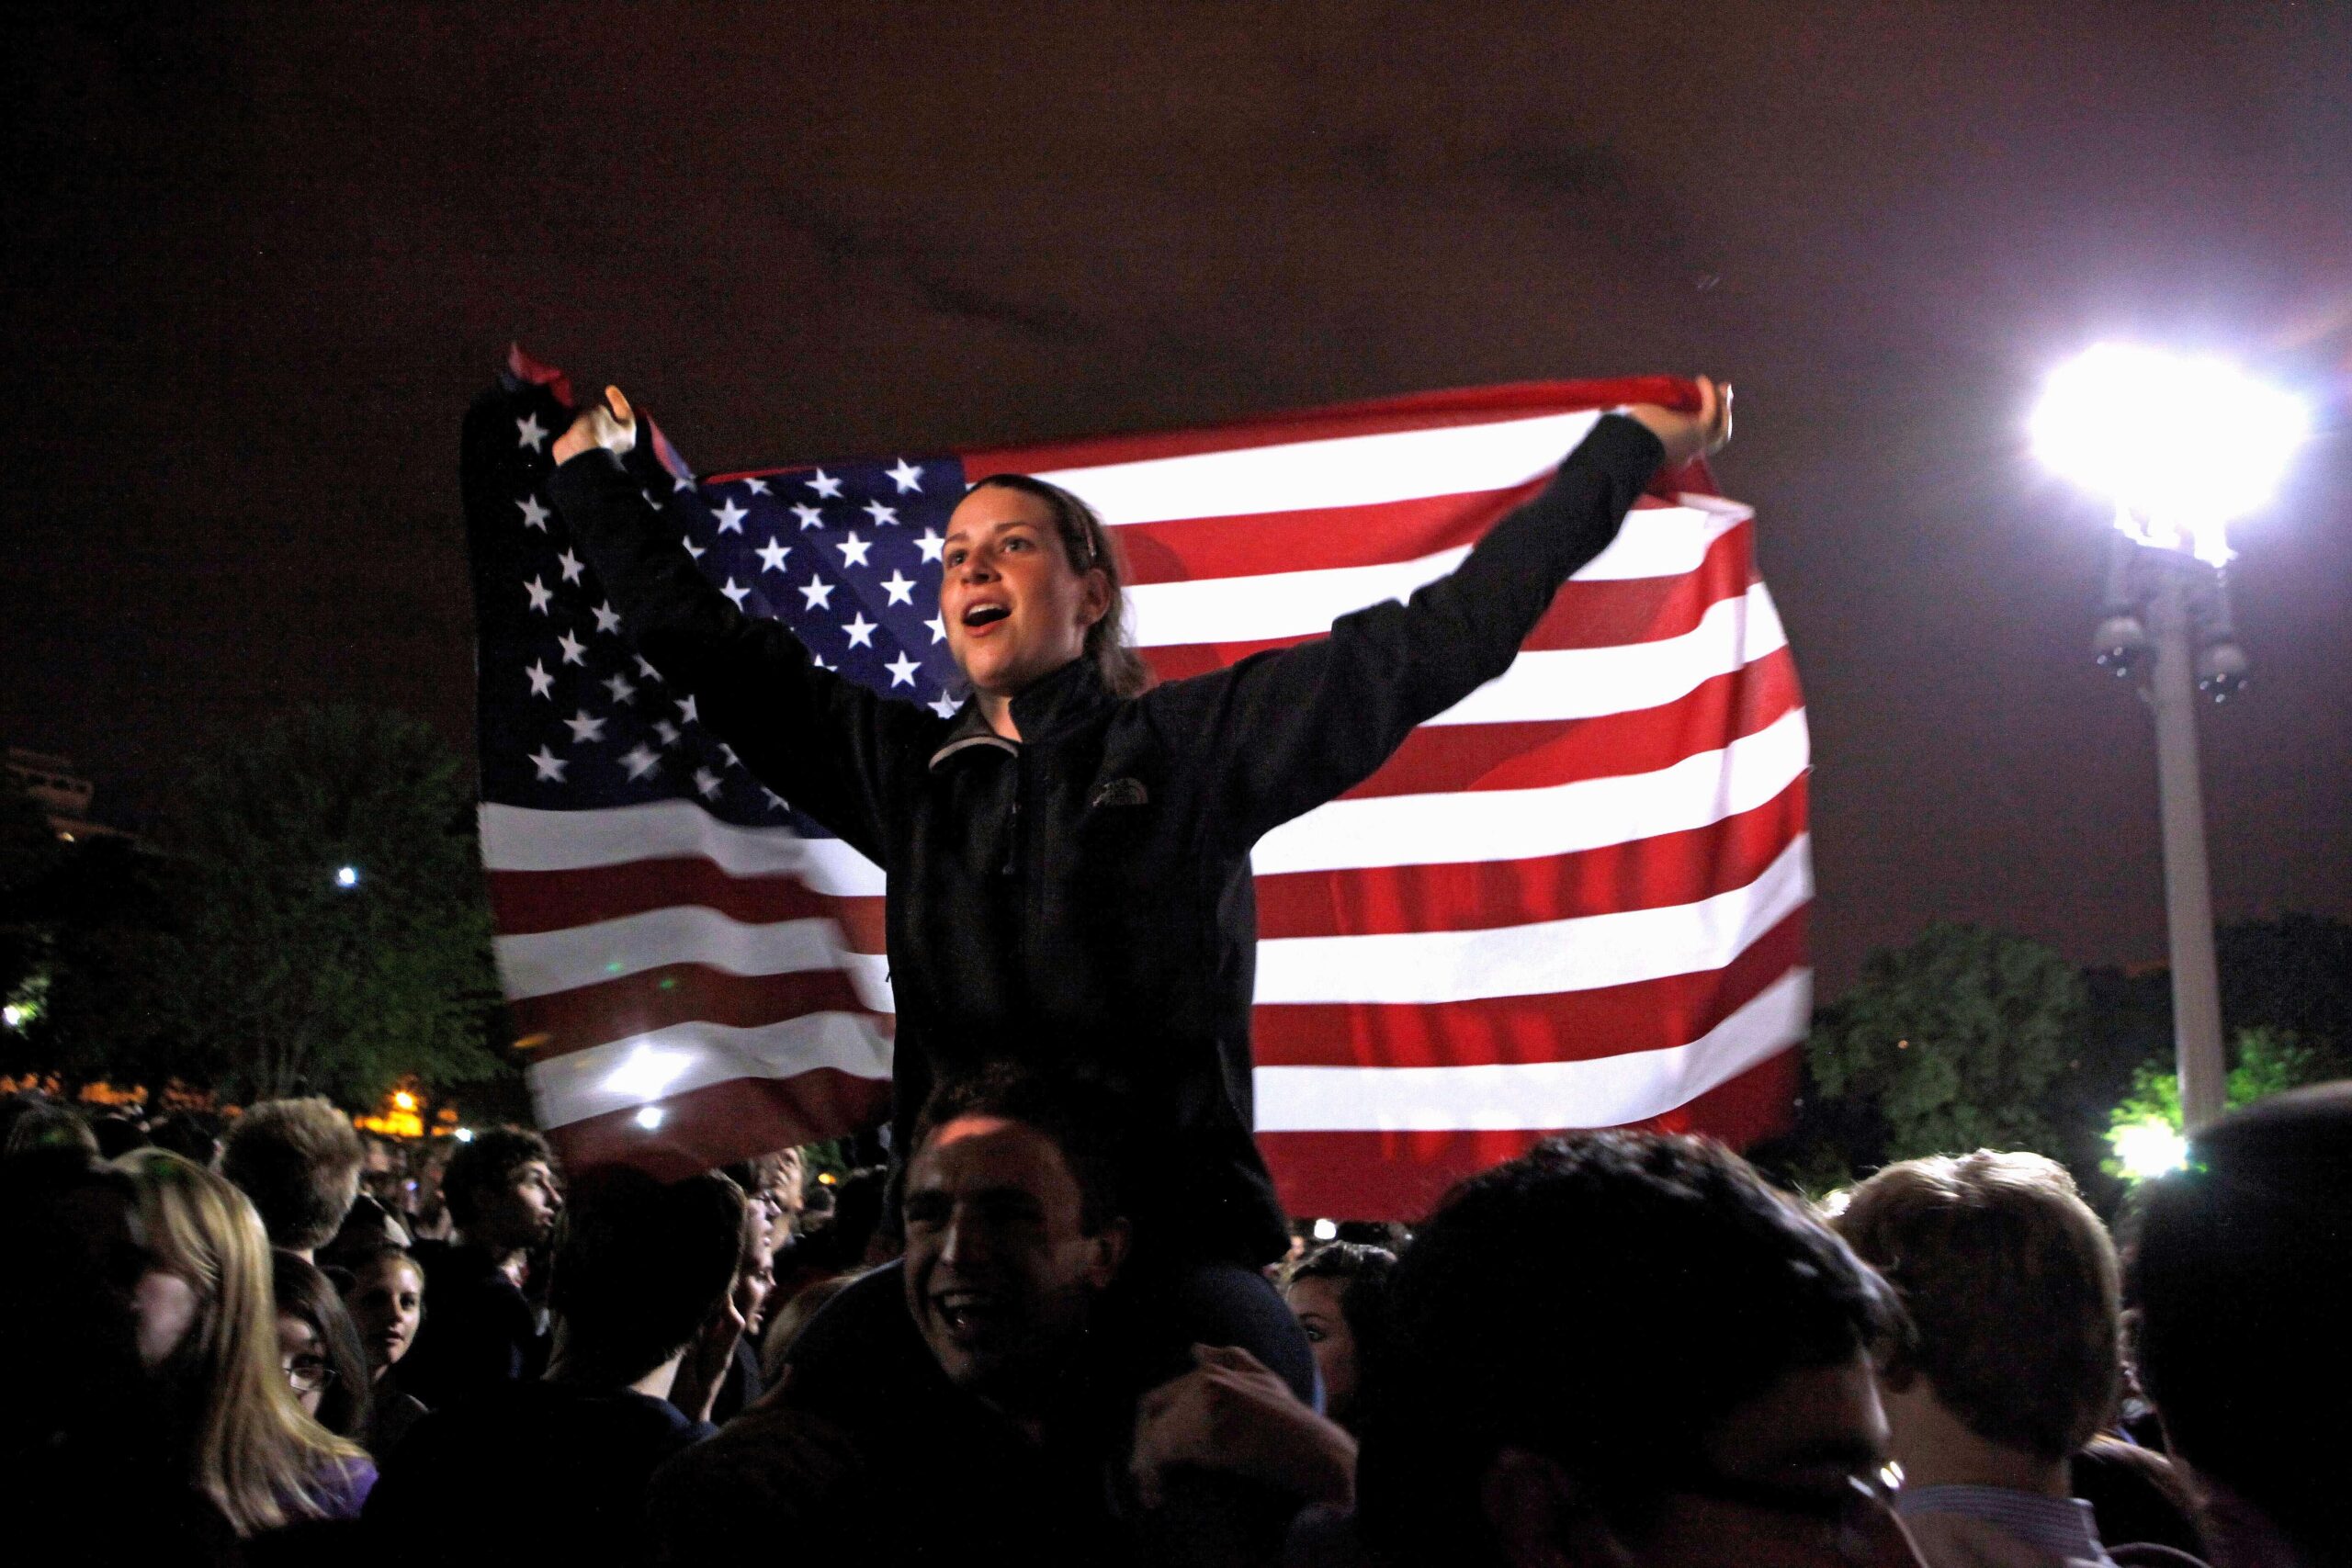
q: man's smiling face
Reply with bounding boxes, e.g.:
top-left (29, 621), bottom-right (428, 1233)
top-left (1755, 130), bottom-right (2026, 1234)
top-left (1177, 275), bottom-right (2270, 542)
top-left (900, 1113), bottom-right (1125, 1413)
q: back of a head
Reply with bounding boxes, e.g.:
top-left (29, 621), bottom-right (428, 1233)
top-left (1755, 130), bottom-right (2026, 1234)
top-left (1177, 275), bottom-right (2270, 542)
top-left (548, 1166), bottom-right (746, 1384)
top-left (1355, 1132), bottom-right (1899, 1565)
top-left (220, 1098), bottom-right (364, 1254)
top-left (2127, 1082), bottom-right (2352, 1563)
top-left (6, 1101), bottom-right (100, 1159)
top-left (1834, 1149), bottom-right (2120, 1461)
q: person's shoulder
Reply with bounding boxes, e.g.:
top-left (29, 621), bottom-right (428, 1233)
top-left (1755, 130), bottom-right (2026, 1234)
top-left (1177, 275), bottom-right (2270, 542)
top-left (649, 1402), bottom-right (870, 1530)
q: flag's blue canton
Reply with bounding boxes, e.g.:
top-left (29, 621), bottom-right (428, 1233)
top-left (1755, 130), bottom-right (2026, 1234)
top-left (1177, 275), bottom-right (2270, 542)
top-left (469, 378), bottom-right (966, 831)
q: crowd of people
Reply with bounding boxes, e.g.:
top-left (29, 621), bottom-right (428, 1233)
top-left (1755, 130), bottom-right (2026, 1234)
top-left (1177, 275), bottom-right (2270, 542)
top-left (2, 1076), bottom-right (2346, 1567)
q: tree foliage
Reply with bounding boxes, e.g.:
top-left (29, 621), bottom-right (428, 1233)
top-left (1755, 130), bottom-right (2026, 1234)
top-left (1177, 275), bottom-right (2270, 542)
top-left (145, 706), bottom-right (507, 1105)
top-left (2107, 1026), bottom-right (2349, 1140)
top-left (1805, 922), bottom-right (2087, 1168)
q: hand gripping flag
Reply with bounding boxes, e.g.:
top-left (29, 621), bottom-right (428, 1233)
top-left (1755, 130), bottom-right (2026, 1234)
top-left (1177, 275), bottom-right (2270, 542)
top-left (461, 348), bottom-right (1809, 1216)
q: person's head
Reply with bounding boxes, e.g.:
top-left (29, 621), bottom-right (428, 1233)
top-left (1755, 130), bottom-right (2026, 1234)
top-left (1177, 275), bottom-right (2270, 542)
top-left (270, 1249), bottom-right (370, 1439)
top-left (147, 1110), bottom-right (226, 1168)
top-left (112, 1148), bottom-right (362, 1534)
top-left (941, 474), bottom-right (1149, 704)
top-left (336, 1244), bottom-right (424, 1379)
top-left (1283, 1241), bottom-right (1397, 1431)
top-left (2126, 1082), bottom-right (2352, 1566)
top-left (220, 1097), bottom-right (364, 1258)
top-left (6, 1100), bottom-right (99, 1159)
top-left (546, 1166), bottom-right (745, 1388)
top-left (441, 1125), bottom-right (561, 1253)
top-left (759, 1270), bottom-right (858, 1386)
top-left (1356, 1132), bottom-right (1905, 1568)
top-left (1832, 1150), bottom-right (2120, 1465)
top-left (901, 1066), bottom-right (1132, 1413)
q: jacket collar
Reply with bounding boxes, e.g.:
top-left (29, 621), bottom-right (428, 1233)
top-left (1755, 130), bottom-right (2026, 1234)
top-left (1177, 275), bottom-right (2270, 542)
top-left (927, 658), bottom-right (1114, 770)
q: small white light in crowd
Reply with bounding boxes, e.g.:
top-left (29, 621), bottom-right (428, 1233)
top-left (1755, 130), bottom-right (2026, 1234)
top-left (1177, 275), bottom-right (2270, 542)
top-left (454, 1127), bottom-right (475, 1143)
top-left (2112, 1118), bottom-right (2189, 1181)
top-left (635, 1105), bottom-right (665, 1131)
top-left (335, 865), bottom-right (360, 888)
top-left (602, 1043), bottom-right (693, 1100)
top-left (1, 1004), bottom-right (22, 1030)
top-left (2031, 344), bottom-right (2310, 566)
top-left (1311, 1217), bottom-right (1339, 1243)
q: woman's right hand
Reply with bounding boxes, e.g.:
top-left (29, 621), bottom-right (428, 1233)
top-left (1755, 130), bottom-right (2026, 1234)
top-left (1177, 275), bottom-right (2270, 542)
top-left (1625, 375), bottom-right (1732, 469)
top-left (551, 384), bottom-right (638, 466)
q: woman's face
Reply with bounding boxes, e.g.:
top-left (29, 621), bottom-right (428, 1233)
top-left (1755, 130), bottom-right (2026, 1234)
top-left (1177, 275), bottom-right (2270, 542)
top-left (345, 1257), bottom-right (424, 1374)
top-left (940, 486), bottom-right (1108, 703)
top-left (130, 1264), bottom-right (202, 1370)
top-left (275, 1312), bottom-right (327, 1417)
top-left (1284, 1276), bottom-right (1360, 1426)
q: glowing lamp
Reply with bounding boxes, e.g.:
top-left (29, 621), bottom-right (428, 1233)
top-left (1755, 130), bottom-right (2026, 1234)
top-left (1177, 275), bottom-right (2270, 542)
top-left (635, 1106), bottom-right (665, 1131)
top-left (2111, 1117), bottom-right (2189, 1181)
top-left (1310, 1217), bottom-right (1339, 1242)
top-left (335, 865), bottom-right (360, 888)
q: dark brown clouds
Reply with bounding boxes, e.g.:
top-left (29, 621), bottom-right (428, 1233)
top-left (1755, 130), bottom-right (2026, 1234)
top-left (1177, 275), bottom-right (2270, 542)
top-left (5, 1), bottom-right (2348, 987)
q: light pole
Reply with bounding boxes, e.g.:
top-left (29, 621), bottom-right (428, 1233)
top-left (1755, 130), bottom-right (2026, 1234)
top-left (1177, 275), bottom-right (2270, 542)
top-left (2032, 344), bottom-right (2308, 1132)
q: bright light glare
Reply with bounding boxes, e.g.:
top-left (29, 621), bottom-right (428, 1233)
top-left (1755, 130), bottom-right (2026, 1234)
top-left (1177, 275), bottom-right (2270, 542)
top-left (1, 1005), bottom-right (22, 1030)
top-left (454, 1127), bottom-right (475, 1143)
top-left (392, 1090), bottom-right (417, 1111)
top-left (602, 1043), bottom-right (693, 1101)
top-left (2030, 344), bottom-right (2309, 565)
top-left (335, 865), bottom-right (360, 888)
top-left (2111, 1117), bottom-right (2189, 1181)
top-left (635, 1105), bottom-right (666, 1131)
top-left (1311, 1217), bottom-right (1339, 1242)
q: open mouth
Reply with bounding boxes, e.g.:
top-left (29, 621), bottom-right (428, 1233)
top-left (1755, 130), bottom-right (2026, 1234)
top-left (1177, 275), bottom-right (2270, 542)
top-left (960, 603), bottom-right (1010, 629)
top-left (932, 1289), bottom-right (1002, 1339)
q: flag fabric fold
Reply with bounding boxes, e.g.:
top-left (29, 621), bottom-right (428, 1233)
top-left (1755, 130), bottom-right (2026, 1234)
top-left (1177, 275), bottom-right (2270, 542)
top-left (460, 349), bottom-right (1807, 1213)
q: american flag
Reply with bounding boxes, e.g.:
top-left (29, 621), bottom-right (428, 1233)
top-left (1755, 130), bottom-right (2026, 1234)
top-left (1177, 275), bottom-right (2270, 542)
top-left (462, 348), bottom-right (1807, 1217)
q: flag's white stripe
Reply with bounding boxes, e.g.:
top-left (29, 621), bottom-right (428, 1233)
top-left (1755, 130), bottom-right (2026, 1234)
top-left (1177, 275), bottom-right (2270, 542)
top-left (528, 1010), bottom-right (895, 1130)
top-left (495, 908), bottom-right (898, 1012)
top-left (480, 800), bottom-right (888, 895)
top-left (1254, 832), bottom-right (1810, 1004)
top-left (1251, 965), bottom-right (1811, 1132)
top-left (1038, 410), bottom-right (1605, 525)
top-left (1122, 500), bottom-right (1752, 648)
top-left (1254, 705), bottom-right (1807, 875)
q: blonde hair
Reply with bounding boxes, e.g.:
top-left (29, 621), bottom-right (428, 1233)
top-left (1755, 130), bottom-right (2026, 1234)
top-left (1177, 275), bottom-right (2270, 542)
top-left (115, 1148), bottom-right (367, 1535)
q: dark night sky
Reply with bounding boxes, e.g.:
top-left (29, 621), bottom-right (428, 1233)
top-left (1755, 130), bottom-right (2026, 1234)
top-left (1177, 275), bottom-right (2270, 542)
top-left (5, 2), bottom-right (2347, 994)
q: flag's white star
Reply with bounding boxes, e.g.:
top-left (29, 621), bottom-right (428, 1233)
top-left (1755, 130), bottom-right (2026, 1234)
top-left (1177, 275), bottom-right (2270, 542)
top-left (654, 720), bottom-right (682, 747)
top-left (886, 457), bottom-right (924, 494)
top-left (718, 743), bottom-right (740, 768)
top-left (928, 690), bottom-right (962, 718)
top-left (557, 548), bottom-right (585, 584)
top-left (925, 615), bottom-right (946, 645)
top-left (592, 602), bottom-right (622, 635)
top-left (915, 528), bottom-right (945, 563)
top-left (604, 672), bottom-right (637, 705)
top-left (518, 494), bottom-right (551, 530)
top-left (806, 468), bottom-right (843, 499)
top-left (676, 694), bottom-right (699, 724)
top-left (842, 613), bottom-right (877, 649)
top-left (673, 473), bottom-right (695, 493)
top-left (744, 477), bottom-right (771, 495)
top-left (525, 660), bottom-right (555, 697)
top-left (694, 767), bottom-right (722, 799)
top-left (761, 787), bottom-right (788, 812)
top-left (811, 654), bottom-right (834, 671)
top-left (879, 570), bottom-right (916, 606)
top-left (755, 537), bottom-right (791, 573)
top-left (641, 490), bottom-right (665, 511)
top-left (564, 710), bottom-right (606, 744)
top-left (720, 578), bottom-right (752, 610)
top-left (635, 656), bottom-right (661, 681)
top-left (619, 743), bottom-right (661, 780)
top-left (557, 630), bottom-right (587, 666)
top-left (681, 536), bottom-right (706, 560)
top-left (525, 576), bottom-right (554, 614)
top-left (798, 575), bottom-right (834, 611)
top-left (528, 746), bottom-right (567, 781)
top-left (713, 498), bottom-right (749, 534)
top-left (835, 532), bottom-right (872, 568)
top-left (863, 499), bottom-right (899, 526)
top-left (885, 652), bottom-right (922, 688)
top-left (791, 503), bottom-right (825, 530)
top-left (516, 413), bottom-right (548, 451)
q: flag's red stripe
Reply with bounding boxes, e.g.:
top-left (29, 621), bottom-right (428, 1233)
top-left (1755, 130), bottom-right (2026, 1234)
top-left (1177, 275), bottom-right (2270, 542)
top-left (1340, 648), bottom-right (1799, 801)
top-left (1250, 906), bottom-right (1807, 1068)
top-left (1254, 1047), bottom-right (1797, 1222)
top-left (1256, 780), bottom-right (1807, 941)
top-left (1140, 522), bottom-right (1757, 680)
top-left (954, 377), bottom-right (1700, 474)
top-left (545, 1068), bottom-right (893, 1180)
top-left (507, 965), bottom-right (874, 1059)
top-left (490, 866), bottom-right (888, 949)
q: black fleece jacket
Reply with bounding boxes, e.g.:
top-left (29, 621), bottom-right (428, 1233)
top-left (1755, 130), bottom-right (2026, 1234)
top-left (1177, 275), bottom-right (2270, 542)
top-left (551, 413), bottom-right (1666, 1266)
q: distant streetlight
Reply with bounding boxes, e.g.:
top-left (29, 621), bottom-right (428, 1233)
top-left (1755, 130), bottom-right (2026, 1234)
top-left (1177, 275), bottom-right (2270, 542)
top-left (335, 865), bottom-right (360, 889)
top-left (2032, 344), bottom-right (2310, 1131)
top-left (2111, 1117), bottom-right (2190, 1181)
top-left (634, 1105), bottom-right (665, 1131)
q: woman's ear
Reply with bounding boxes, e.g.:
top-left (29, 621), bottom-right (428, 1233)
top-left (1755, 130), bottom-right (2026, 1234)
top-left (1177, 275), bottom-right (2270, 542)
top-left (1078, 567), bottom-right (1113, 630)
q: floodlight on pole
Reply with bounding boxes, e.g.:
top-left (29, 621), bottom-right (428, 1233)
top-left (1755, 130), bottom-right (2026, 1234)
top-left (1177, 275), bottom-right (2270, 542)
top-left (2032, 344), bottom-right (2309, 1132)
